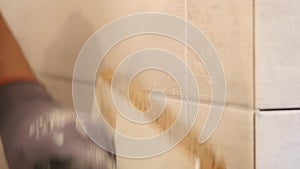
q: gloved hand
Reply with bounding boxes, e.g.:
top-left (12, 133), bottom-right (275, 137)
top-left (0, 82), bottom-right (116, 169)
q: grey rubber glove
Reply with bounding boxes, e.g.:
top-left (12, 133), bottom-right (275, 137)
top-left (0, 82), bottom-right (116, 169)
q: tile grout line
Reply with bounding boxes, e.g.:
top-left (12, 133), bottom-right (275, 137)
top-left (253, 0), bottom-right (257, 168)
top-left (184, 0), bottom-right (189, 129)
top-left (37, 72), bottom-right (96, 85)
top-left (37, 72), bottom-right (73, 82)
top-left (259, 107), bottom-right (300, 111)
top-left (38, 71), bottom-right (256, 112)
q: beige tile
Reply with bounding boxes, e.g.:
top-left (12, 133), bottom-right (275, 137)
top-left (0, 138), bottom-right (8, 169)
top-left (211, 106), bottom-right (254, 169)
top-left (1, 0), bottom-right (188, 107)
top-left (115, 98), bottom-right (194, 169)
top-left (0, 1), bottom-right (255, 169)
top-left (0, 0), bottom-right (185, 79)
top-left (117, 144), bottom-right (195, 169)
top-left (37, 74), bottom-right (73, 107)
top-left (256, 110), bottom-right (300, 169)
top-left (113, 96), bottom-right (254, 169)
top-left (0, 0), bottom-right (88, 79)
top-left (187, 0), bottom-right (254, 108)
top-left (97, 34), bottom-right (186, 99)
top-left (255, 0), bottom-right (300, 109)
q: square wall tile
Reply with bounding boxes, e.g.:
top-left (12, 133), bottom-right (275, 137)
top-left (0, 0), bottom-right (185, 80)
top-left (256, 0), bottom-right (300, 109)
top-left (187, 0), bottom-right (254, 108)
top-left (256, 110), bottom-right (300, 169)
top-left (210, 106), bottom-right (254, 169)
top-left (112, 95), bottom-right (254, 169)
top-left (97, 34), bottom-right (186, 100)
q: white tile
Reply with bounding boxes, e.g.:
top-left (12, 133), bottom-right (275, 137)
top-left (256, 110), bottom-right (300, 169)
top-left (256, 0), bottom-right (300, 108)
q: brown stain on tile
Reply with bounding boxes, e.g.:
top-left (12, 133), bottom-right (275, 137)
top-left (96, 69), bottom-right (226, 169)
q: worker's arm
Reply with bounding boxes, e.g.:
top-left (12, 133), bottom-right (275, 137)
top-left (0, 12), bottom-right (36, 85)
